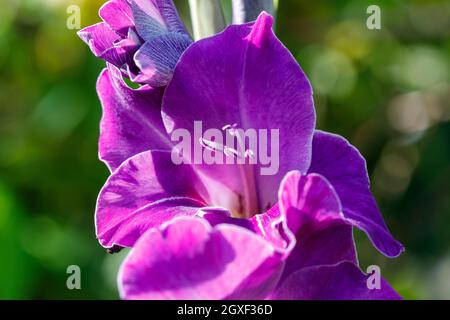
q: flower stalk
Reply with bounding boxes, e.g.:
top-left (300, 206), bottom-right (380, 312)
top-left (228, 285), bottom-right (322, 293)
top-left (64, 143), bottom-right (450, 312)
top-left (188, 0), bottom-right (226, 40)
top-left (232, 0), bottom-right (275, 24)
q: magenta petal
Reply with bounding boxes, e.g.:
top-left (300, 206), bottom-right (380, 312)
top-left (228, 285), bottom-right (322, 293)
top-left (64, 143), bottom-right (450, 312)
top-left (272, 261), bottom-right (401, 300)
top-left (97, 65), bottom-right (172, 171)
top-left (98, 197), bottom-right (203, 249)
top-left (201, 205), bottom-right (295, 256)
top-left (162, 13), bottom-right (315, 212)
top-left (280, 225), bottom-right (357, 284)
top-left (78, 23), bottom-right (139, 76)
top-left (96, 151), bottom-right (208, 248)
top-left (128, 0), bottom-right (192, 86)
top-left (273, 171), bottom-right (358, 283)
top-left (99, 0), bottom-right (134, 37)
top-left (119, 217), bottom-right (283, 300)
top-left (279, 171), bottom-right (345, 237)
top-left (287, 224), bottom-right (357, 269)
top-left (309, 131), bottom-right (405, 257)
top-left (232, 0), bottom-right (275, 24)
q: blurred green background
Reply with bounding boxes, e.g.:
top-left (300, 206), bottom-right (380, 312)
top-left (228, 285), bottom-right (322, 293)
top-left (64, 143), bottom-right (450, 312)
top-left (0, 0), bottom-right (449, 299)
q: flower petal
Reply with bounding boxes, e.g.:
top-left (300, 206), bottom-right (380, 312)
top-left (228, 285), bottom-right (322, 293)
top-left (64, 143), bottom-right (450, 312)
top-left (131, 0), bottom-right (190, 41)
top-left (232, 0), bottom-right (275, 24)
top-left (283, 224), bottom-right (356, 272)
top-left (201, 205), bottom-right (294, 256)
top-left (96, 150), bottom-right (208, 248)
top-left (279, 171), bottom-right (345, 238)
top-left (308, 131), bottom-right (404, 257)
top-left (97, 64), bottom-right (172, 171)
top-left (272, 261), bottom-right (401, 300)
top-left (99, 0), bottom-right (134, 37)
top-left (200, 171), bottom-right (360, 288)
top-left (162, 13), bottom-right (315, 213)
top-left (119, 217), bottom-right (283, 300)
top-left (132, 32), bottom-right (192, 87)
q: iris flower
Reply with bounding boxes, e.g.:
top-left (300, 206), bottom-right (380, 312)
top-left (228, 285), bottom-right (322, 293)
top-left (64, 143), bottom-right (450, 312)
top-left (88, 7), bottom-right (404, 299)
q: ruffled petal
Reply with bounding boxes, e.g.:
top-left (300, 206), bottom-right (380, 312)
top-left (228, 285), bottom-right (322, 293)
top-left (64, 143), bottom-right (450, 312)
top-left (272, 261), bottom-right (401, 300)
top-left (80, 1), bottom-right (190, 85)
top-left (96, 150), bottom-right (208, 248)
top-left (281, 224), bottom-right (357, 280)
top-left (97, 64), bottom-right (172, 171)
top-left (131, 0), bottom-right (190, 41)
top-left (119, 217), bottom-right (283, 300)
top-left (274, 171), bottom-right (357, 280)
top-left (279, 171), bottom-right (345, 237)
top-left (309, 131), bottom-right (404, 257)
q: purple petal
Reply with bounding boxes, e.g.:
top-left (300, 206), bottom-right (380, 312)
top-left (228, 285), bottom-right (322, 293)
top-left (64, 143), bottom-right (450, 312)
top-left (132, 32), bottom-right (192, 87)
top-left (129, 1), bottom-right (193, 86)
top-left (131, 0), bottom-right (190, 41)
top-left (232, 0), bottom-right (275, 24)
top-left (202, 173), bottom-right (360, 294)
top-left (162, 13), bottom-right (315, 214)
top-left (99, 198), bottom-right (203, 250)
top-left (222, 172), bottom-right (357, 286)
top-left (280, 225), bottom-right (357, 284)
top-left (96, 150), bottom-right (209, 248)
top-left (272, 261), bottom-right (401, 300)
top-left (309, 130), bottom-right (404, 257)
top-left (99, 0), bottom-right (134, 37)
top-left (201, 205), bottom-right (295, 256)
top-left (276, 172), bottom-right (357, 278)
top-left (279, 171), bottom-right (345, 237)
top-left (97, 64), bottom-right (172, 171)
top-left (119, 217), bottom-right (283, 300)
top-left (78, 23), bottom-right (138, 70)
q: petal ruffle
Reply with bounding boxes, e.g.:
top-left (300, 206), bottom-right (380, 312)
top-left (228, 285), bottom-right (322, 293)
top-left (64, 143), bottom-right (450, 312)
top-left (79, 0), bottom-right (191, 86)
top-left (272, 261), bottom-right (401, 300)
top-left (97, 64), bottom-right (172, 171)
top-left (119, 217), bottom-right (283, 300)
top-left (201, 205), bottom-right (295, 256)
top-left (95, 150), bottom-right (208, 248)
top-left (308, 130), bottom-right (404, 257)
top-left (232, 0), bottom-right (275, 24)
top-left (162, 13), bottom-right (315, 214)
top-left (131, 0), bottom-right (190, 41)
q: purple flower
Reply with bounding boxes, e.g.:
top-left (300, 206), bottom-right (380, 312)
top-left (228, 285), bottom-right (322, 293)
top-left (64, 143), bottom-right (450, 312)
top-left (93, 12), bottom-right (404, 299)
top-left (78, 0), bottom-right (192, 86)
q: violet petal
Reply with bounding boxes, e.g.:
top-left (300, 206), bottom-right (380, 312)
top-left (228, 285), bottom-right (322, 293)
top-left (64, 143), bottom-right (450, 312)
top-left (309, 130), bottom-right (405, 257)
